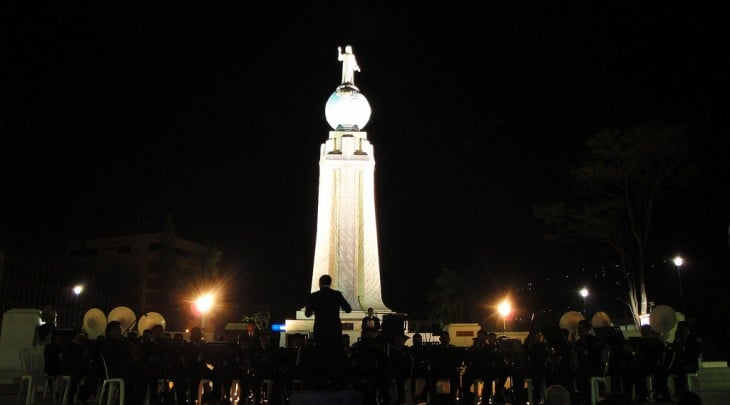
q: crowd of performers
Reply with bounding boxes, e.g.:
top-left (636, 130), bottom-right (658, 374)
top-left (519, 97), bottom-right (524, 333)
top-left (39, 319), bottom-right (701, 405)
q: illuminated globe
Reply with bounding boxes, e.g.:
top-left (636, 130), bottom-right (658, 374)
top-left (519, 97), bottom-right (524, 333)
top-left (325, 84), bottom-right (371, 131)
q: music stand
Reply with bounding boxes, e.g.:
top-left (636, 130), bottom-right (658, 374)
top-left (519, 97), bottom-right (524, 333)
top-left (594, 326), bottom-right (625, 349)
top-left (541, 325), bottom-right (568, 348)
top-left (593, 327), bottom-right (625, 341)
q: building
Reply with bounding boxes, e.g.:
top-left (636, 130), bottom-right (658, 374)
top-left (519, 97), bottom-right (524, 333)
top-left (0, 232), bottom-right (221, 331)
top-left (66, 232), bottom-right (221, 330)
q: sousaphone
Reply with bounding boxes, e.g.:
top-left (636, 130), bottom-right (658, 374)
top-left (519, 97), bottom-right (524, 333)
top-left (558, 310), bottom-right (585, 333)
top-left (137, 311), bottom-right (166, 334)
top-left (649, 304), bottom-right (677, 337)
top-left (82, 308), bottom-right (107, 339)
top-left (591, 311), bottom-right (612, 328)
top-left (108, 306), bottom-right (137, 334)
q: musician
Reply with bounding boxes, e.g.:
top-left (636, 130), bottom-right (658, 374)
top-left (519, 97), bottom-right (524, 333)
top-left (439, 331), bottom-right (455, 347)
top-left (361, 307), bottom-right (381, 338)
top-left (388, 331), bottom-right (413, 404)
top-left (633, 325), bottom-right (664, 402)
top-left (469, 331), bottom-right (508, 404)
top-left (182, 327), bottom-right (207, 401)
top-left (525, 328), bottom-right (549, 405)
top-left (101, 320), bottom-right (144, 402)
top-left (486, 332), bottom-right (510, 403)
top-left (409, 333), bottom-right (430, 402)
top-left (238, 321), bottom-right (261, 343)
top-left (64, 329), bottom-right (95, 403)
top-left (670, 321), bottom-right (702, 395)
top-left (573, 320), bottom-right (604, 403)
top-left (464, 329), bottom-right (487, 402)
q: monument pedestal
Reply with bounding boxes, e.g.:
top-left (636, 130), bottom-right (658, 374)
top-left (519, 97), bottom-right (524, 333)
top-left (282, 310), bottom-right (398, 348)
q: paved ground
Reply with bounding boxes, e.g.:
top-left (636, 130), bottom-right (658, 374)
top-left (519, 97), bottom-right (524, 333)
top-left (1, 384), bottom-right (729, 404)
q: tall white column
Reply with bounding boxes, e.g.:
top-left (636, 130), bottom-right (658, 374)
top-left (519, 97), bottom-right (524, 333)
top-left (309, 131), bottom-right (389, 312)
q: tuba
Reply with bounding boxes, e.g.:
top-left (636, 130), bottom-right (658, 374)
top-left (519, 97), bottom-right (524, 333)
top-left (649, 304), bottom-right (678, 368)
top-left (558, 311), bottom-right (585, 335)
top-left (591, 311), bottom-right (612, 328)
top-left (137, 311), bottom-right (166, 334)
top-left (108, 306), bottom-right (137, 335)
top-left (82, 308), bottom-right (107, 339)
top-left (649, 305), bottom-right (677, 338)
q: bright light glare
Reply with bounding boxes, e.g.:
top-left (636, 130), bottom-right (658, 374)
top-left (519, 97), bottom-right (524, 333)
top-left (579, 287), bottom-right (589, 298)
top-left (73, 285), bottom-right (84, 296)
top-left (195, 293), bottom-right (214, 314)
top-left (673, 256), bottom-right (684, 267)
top-left (498, 300), bottom-right (511, 317)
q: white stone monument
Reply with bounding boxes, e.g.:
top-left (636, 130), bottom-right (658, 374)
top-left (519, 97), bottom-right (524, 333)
top-left (286, 46), bottom-right (391, 340)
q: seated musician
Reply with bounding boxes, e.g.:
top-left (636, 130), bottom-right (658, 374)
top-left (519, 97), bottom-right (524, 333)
top-left (389, 331), bottom-right (413, 404)
top-left (102, 321), bottom-right (145, 402)
top-left (409, 333), bottom-right (430, 401)
top-left (182, 327), bottom-right (207, 401)
top-left (670, 321), bottom-right (702, 395)
top-left (632, 325), bottom-right (660, 402)
top-left (573, 320), bottom-right (604, 404)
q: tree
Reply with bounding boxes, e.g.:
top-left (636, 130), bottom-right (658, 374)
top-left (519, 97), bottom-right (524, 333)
top-left (427, 267), bottom-right (471, 325)
top-left (534, 125), bottom-right (695, 327)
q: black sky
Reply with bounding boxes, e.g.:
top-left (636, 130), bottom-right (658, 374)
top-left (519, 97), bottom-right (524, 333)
top-left (1, 3), bottom-right (729, 322)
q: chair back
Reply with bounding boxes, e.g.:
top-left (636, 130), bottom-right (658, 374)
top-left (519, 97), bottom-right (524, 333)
top-left (99, 351), bottom-right (110, 380)
top-left (19, 348), bottom-right (43, 378)
top-left (203, 341), bottom-right (237, 368)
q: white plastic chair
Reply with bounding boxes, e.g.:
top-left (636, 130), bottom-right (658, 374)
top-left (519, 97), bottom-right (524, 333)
top-left (97, 352), bottom-right (125, 405)
top-left (42, 374), bottom-right (72, 405)
top-left (197, 379), bottom-right (213, 405)
top-left (590, 376), bottom-right (608, 405)
top-left (17, 349), bottom-right (44, 405)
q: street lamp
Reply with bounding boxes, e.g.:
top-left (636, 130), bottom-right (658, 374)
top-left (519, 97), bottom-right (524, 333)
top-left (579, 287), bottom-right (589, 316)
top-left (72, 285), bottom-right (84, 329)
top-left (195, 293), bottom-right (215, 331)
top-left (497, 300), bottom-right (511, 334)
top-left (673, 256), bottom-right (685, 313)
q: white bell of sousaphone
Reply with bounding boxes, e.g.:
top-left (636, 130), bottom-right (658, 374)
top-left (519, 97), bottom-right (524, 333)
top-left (107, 306), bottom-right (137, 334)
top-left (559, 310), bottom-right (585, 332)
top-left (591, 311), bottom-right (612, 328)
top-left (82, 308), bottom-right (107, 339)
top-left (137, 311), bottom-right (166, 334)
top-left (650, 304), bottom-right (677, 337)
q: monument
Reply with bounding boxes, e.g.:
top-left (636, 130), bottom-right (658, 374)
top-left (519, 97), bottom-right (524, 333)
top-left (285, 45), bottom-right (391, 341)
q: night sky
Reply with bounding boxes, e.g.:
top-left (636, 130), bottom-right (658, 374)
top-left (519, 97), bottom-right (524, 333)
top-left (1, 4), bottom-right (729, 325)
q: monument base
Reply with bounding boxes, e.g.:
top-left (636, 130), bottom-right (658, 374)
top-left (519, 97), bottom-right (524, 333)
top-left (282, 310), bottom-right (402, 348)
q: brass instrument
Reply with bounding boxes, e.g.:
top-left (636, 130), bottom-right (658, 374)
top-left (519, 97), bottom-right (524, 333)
top-left (82, 308), bottom-right (107, 339)
top-left (138, 311), bottom-right (166, 334)
top-left (108, 306), bottom-right (137, 335)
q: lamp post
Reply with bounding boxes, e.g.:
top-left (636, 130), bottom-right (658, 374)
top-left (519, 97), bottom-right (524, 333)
top-left (195, 293), bottom-right (214, 333)
top-left (72, 285), bottom-right (83, 329)
top-left (673, 256), bottom-right (685, 313)
top-left (579, 287), bottom-right (589, 316)
top-left (497, 300), bottom-right (511, 334)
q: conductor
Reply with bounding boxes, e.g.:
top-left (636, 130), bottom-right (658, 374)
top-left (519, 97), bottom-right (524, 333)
top-left (305, 274), bottom-right (352, 388)
top-left (305, 274), bottom-right (352, 346)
